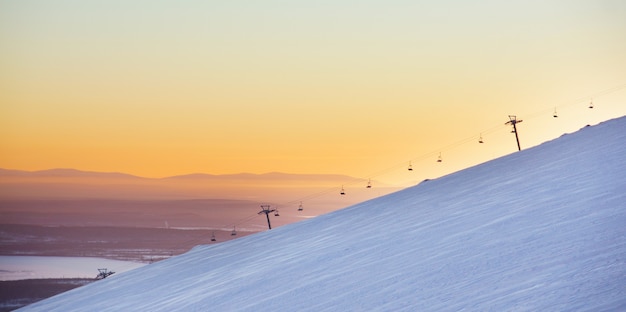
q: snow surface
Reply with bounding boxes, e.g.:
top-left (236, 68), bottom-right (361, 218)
top-left (19, 117), bottom-right (626, 311)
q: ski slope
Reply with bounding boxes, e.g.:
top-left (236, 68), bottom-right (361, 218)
top-left (20, 117), bottom-right (626, 311)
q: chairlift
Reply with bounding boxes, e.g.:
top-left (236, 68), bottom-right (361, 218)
top-left (553, 108), bottom-right (558, 118)
top-left (437, 152), bottom-right (442, 163)
top-left (231, 226), bottom-right (237, 236)
top-left (366, 179), bottom-right (372, 188)
top-left (408, 161), bottom-right (413, 171)
top-left (274, 209), bottom-right (280, 217)
top-left (298, 202), bottom-right (303, 211)
top-left (479, 134), bottom-right (484, 144)
top-left (211, 231), bottom-right (216, 242)
top-left (589, 99), bottom-right (594, 109)
top-left (340, 186), bottom-right (345, 195)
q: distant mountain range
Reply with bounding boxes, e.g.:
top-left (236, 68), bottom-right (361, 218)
top-left (0, 168), bottom-right (144, 179)
top-left (0, 168), bottom-right (366, 183)
top-left (0, 168), bottom-right (400, 216)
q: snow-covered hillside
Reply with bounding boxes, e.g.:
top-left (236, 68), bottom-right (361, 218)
top-left (20, 117), bottom-right (626, 311)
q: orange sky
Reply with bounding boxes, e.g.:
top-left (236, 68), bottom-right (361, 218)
top-left (1, 1), bottom-right (625, 185)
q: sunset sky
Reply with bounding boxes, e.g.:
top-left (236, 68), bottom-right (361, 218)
top-left (2, 0), bottom-right (625, 185)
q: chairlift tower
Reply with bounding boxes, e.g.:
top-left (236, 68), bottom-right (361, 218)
top-left (96, 268), bottom-right (115, 280)
top-left (258, 205), bottom-right (276, 230)
top-left (505, 115), bottom-right (523, 151)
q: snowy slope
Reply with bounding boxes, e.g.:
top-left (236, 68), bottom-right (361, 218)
top-left (20, 117), bottom-right (626, 311)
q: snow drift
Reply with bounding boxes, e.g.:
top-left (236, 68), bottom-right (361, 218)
top-left (20, 117), bottom-right (626, 311)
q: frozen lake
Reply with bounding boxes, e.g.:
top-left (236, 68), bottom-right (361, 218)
top-left (0, 256), bottom-right (145, 281)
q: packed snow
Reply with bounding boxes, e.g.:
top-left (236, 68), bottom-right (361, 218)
top-left (20, 117), bottom-right (626, 311)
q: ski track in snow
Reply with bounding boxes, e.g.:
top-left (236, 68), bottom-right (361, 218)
top-left (19, 117), bottom-right (626, 311)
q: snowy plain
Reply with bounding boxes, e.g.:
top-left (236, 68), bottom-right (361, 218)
top-left (0, 256), bottom-right (144, 281)
top-left (20, 116), bottom-right (626, 311)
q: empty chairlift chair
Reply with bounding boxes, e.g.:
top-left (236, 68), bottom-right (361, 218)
top-left (298, 202), bottom-right (304, 211)
top-left (231, 226), bottom-right (237, 236)
top-left (340, 186), bottom-right (346, 195)
top-left (367, 179), bottom-right (372, 188)
top-left (408, 161), bottom-right (413, 171)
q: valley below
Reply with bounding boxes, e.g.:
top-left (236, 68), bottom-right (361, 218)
top-left (0, 170), bottom-right (399, 310)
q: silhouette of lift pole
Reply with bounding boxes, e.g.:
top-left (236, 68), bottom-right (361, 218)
top-left (505, 115), bottom-right (523, 151)
top-left (258, 205), bottom-right (276, 230)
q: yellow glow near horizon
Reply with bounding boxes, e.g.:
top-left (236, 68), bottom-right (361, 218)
top-left (1, 1), bottom-right (626, 184)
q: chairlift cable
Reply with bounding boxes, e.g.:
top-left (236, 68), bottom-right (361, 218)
top-left (212, 83), bottom-right (626, 235)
